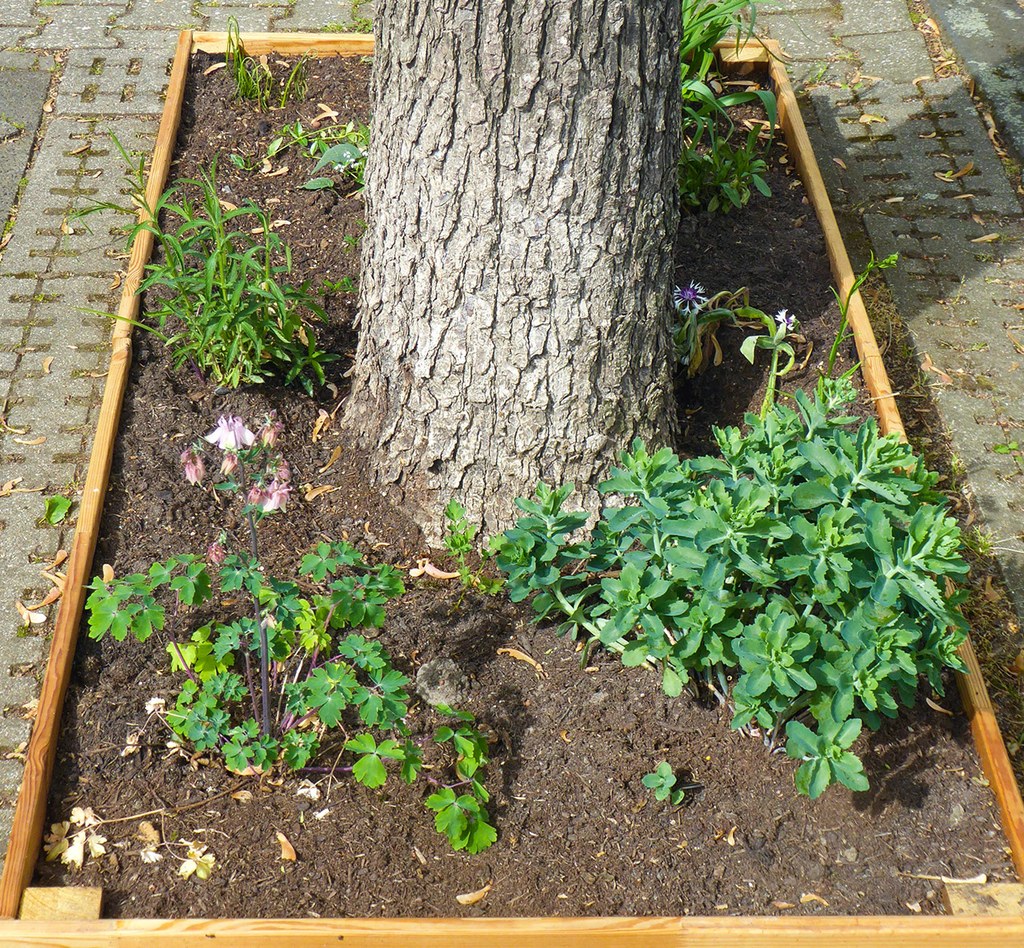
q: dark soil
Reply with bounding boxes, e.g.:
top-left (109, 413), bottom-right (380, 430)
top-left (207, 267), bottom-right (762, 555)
top-left (37, 53), bottom-right (1014, 919)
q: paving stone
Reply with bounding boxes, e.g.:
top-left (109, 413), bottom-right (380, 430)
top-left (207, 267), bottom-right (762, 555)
top-left (760, 11), bottom-right (841, 60)
top-left (833, 0), bottom-right (915, 37)
top-left (200, 7), bottom-right (279, 33)
top-left (845, 31), bottom-right (932, 83)
top-left (282, 0), bottom-right (360, 31)
top-left (20, 6), bottom-right (118, 50)
top-left (114, 0), bottom-right (200, 30)
top-left (56, 47), bottom-right (172, 116)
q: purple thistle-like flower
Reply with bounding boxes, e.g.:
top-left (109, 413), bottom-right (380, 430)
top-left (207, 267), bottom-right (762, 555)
top-left (673, 281), bottom-right (708, 314)
top-left (259, 411), bottom-right (284, 448)
top-left (774, 308), bottom-right (796, 333)
top-left (181, 446), bottom-right (205, 486)
top-left (205, 415), bottom-right (256, 452)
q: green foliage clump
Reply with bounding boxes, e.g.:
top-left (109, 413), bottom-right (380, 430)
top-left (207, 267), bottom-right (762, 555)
top-left (678, 0), bottom-right (777, 215)
top-left (86, 543), bottom-right (495, 852)
top-left (443, 499), bottom-right (503, 596)
top-left (226, 17), bottom-right (308, 110)
top-left (138, 162), bottom-right (331, 392)
top-left (497, 379), bottom-right (969, 798)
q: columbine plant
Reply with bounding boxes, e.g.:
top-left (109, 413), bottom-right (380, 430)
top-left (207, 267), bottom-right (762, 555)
top-left (497, 378), bottom-right (969, 799)
top-left (86, 414), bottom-right (496, 853)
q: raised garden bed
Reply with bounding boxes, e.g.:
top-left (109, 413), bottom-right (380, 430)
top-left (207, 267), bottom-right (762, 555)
top-left (1, 29), bottom-right (1023, 945)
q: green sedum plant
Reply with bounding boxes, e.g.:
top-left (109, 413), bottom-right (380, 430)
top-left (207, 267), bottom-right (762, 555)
top-left (497, 378), bottom-right (969, 799)
top-left (86, 414), bottom-right (495, 853)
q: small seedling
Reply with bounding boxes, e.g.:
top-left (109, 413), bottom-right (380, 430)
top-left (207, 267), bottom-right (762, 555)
top-left (642, 761), bottom-right (691, 805)
top-left (443, 499), bottom-right (503, 596)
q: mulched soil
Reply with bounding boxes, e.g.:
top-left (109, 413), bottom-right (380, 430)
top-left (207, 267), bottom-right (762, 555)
top-left (36, 53), bottom-right (1015, 919)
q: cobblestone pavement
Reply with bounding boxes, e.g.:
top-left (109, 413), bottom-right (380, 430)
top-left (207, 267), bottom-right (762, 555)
top-left (0, 0), bottom-right (370, 876)
top-left (760, 1), bottom-right (1024, 619)
top-left (0, 0), bottom-right (1021, 873)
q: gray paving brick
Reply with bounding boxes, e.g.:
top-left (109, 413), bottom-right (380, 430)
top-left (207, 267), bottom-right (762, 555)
top-left (200, 7), bottom-right (279, 33)
top-left (834, 0), bottom-right (915, 37)
top-left (760, 11), bottom-right (841, 60)
top-left (281, 0), bottom-right (359, 31)
top-left (20, 6), bottom-right (118, 50)
top-left (56, 47), bottom-right (171, 116)
top-left (114, 0), bottom-right (200, 30)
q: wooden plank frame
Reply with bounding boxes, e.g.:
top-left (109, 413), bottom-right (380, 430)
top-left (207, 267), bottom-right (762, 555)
top-left (0, 29), bottom-right (1021, 945)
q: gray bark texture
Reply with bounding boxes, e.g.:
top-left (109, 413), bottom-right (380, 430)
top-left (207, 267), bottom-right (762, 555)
top-left (345, 0), bottom-right (682, 542)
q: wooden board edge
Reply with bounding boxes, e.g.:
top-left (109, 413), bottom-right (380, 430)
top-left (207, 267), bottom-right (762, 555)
top-left (191, 31), bottom-right (375, 56)
top-left (18, 887), bottom-right (102, 921)
top-left (0, 29), bottom-right (194, 921)
top-left (942, 881), bottom-right (1024, 916)
top-left (0, 916), bottom-right (1023, 947)
top-left (753, 51), bottom-right (1024, 882)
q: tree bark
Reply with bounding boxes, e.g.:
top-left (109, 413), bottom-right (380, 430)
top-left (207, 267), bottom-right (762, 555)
top-left (346, 0), bottom-right (681, 541)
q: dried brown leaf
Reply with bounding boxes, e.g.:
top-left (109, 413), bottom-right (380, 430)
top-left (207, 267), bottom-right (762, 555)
top-left (800, 892), bottom-right (829, 907)
top-left (970, 233), bottom-right (1000, 244)
top-left (303, 484), bottom-right (341, 501)
top-left (276, 831), bottom-right (297, 861)
top-left (455, 881), bottom-right (492, 906)
top-left (318, 445), bottom-right (342, 474)
top-left (311, 409), bottom-right (331, 442)
top-left (13, 436), bottom-right (46, 446)
top-left (203, 62), bottom-right (227, 76)
top-left (497, 647), bottom-right (547, 677)
top-left (42, 357), bottom-right (53, 374)
top-left (136, 821), bottom-right (161, 846)
top-left (925, 696), bottom-right (953, 716)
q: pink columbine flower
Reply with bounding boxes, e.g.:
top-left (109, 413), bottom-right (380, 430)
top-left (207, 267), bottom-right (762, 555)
top-left (220, 451), bottom-right (239, 476)
top-left (181, 447), bottom-right (205, 486)
top-left (206, 538), bottom-right (227, 566)
top-left (272, 459), bottom-right (291, 485)
top-left (259, 411), bottom-right (284, 448)
top-left (204, 415), bottom-right (256, 452)
top-left (260, 479), bottom-right (291, 513)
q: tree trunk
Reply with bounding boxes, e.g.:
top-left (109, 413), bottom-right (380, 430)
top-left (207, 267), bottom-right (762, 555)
top-left (345, 0), bottom-right (681, 542)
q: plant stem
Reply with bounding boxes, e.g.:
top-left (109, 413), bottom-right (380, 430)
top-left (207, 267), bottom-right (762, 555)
top-left (246, 507), bottom-right (271, 737)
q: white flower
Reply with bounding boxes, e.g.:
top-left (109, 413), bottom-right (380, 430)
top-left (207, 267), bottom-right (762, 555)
top-left (204, 415), bottom-right (256, 452)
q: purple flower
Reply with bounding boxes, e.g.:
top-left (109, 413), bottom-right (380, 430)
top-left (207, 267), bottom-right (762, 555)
top-left (673, 281), bottom-right (708, 314)
top-left (204, 415), bottom-right (256, 452)
top-left (181, 446), bottom-right (205, 486)
top-left (774, 308), bottom-right (796, 333)
top-left (259, 411), bottom-right (284, 448)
